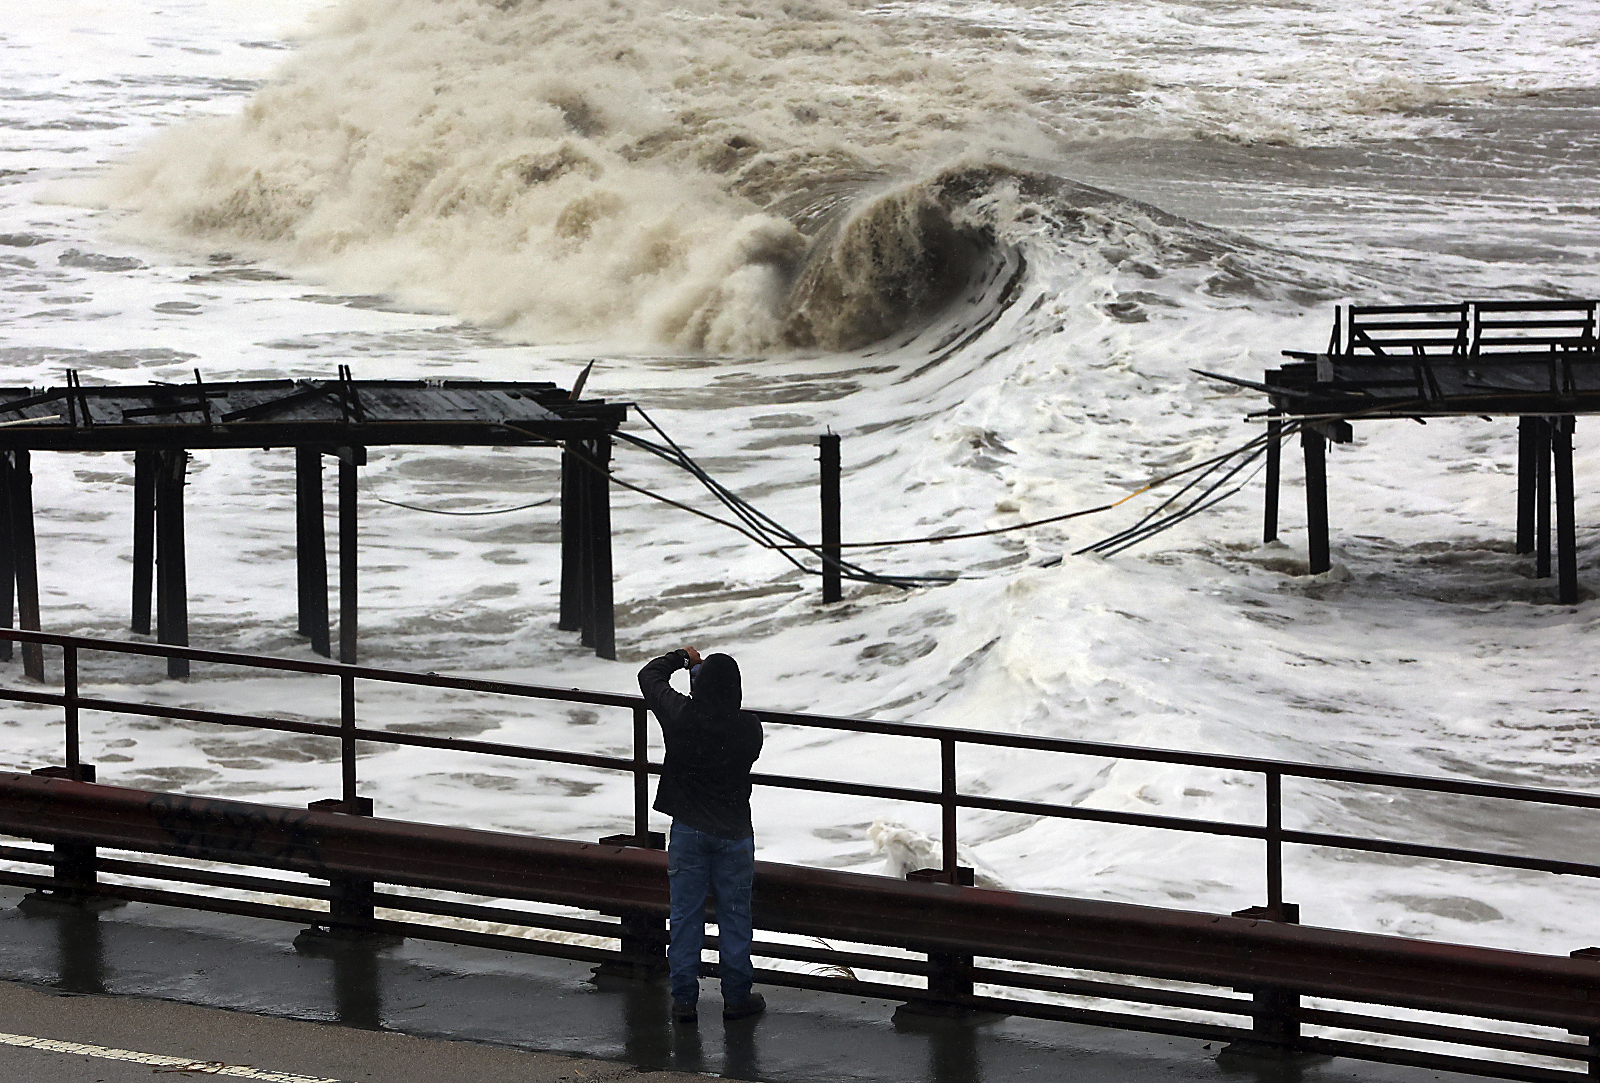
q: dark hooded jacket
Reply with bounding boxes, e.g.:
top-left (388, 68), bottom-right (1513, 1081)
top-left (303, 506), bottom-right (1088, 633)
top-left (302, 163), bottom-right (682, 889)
top-left (638, 650), bottom-right (764, 840)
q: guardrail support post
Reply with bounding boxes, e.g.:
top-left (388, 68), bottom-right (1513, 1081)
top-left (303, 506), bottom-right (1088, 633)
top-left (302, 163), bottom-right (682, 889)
top-left (1569, 947), bottom-right (1600, 1077)
top-left (1223, 903), bottom-right (1306, 1061)
top-left (294, 796), bottom-right (400, 952)
top-left (19, 764), bottom-right (123, 913)
top-left (594, 829), bottom-right (666, 981)
top-left (897, 865), bottom-right (980, 1018)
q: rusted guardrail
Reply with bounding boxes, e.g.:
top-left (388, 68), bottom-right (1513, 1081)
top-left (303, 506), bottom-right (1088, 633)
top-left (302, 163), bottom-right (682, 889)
top-left (1, 628), bottom-right (1599, 1081)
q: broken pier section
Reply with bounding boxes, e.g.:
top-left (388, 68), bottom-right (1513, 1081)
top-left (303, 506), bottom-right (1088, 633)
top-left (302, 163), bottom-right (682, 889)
top-left (1258, 299), bottom-right (1599, 602)
top-left (0, 373), bottom-right (627, 677)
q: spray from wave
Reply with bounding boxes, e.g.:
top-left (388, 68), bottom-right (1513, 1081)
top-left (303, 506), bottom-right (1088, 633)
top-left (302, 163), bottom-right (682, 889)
top-left (93, 0), bottom-right (1493, 353)
top-left (96, 0), bottom-right (1066, 352)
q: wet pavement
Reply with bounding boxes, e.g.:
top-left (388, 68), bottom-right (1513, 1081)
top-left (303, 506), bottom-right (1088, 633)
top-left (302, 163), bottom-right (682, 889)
top-left (0, 886), bottom-right (1488, 1083)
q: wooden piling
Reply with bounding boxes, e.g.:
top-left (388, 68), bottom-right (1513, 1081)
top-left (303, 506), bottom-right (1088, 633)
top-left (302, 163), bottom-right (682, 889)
top-left (1516, 417), bottom-right (1536, 555)
top-left (1554, 417), bottom-right (1578, 605)
top-left (154, 449), bottom-right (188, 679)
top-left (338, 449), bottom-right (360, 665)
top-left (10, 450), bottom-right (42, 681)
top-left (295, 448), bottom-right (330, 657)
top-left (0, 455), bottom-right (12, 664)
top-left (132, 449), bottom-right (154, 635)
top-left (1263, 417), bottom-right (1281, 545)
top-left (1302, 430), bottom-right (1330, 575)
top-left (1537, 418), bottom-right (1553, 579)
top-left (582, 437), bottom-right (615, 661)
top-left (819, 433), bottom-right (842, 603)
top-left (558, 445), bottom-right (580, 633)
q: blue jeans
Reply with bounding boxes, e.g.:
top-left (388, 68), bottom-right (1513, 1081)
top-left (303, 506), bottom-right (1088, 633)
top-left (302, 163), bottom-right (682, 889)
top-left (667, 822), bottom-right (755, 1006)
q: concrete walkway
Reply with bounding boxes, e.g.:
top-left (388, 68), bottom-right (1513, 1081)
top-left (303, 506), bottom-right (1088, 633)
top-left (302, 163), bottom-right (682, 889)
top-left (0, 887), bottom-right (1490, 1083)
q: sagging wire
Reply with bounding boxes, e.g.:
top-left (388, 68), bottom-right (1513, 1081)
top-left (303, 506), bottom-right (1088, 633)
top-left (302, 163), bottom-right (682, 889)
top-left (370, 493), bottom-right (556, 516)
top-left (1075, 425), bottom-right (1286, 556)
top-left (516, 406), bottom-right (1307, 584)
top-left (502, 419), bottom-right (939, 588)
top-left (1075, 420), bottom-right (1303, 557)
top-left (620, 406), bottom-right (945, 587)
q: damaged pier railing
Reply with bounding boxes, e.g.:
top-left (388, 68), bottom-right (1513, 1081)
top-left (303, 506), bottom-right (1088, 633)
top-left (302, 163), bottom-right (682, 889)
top-left (1, 629), bottom-right (1600, 1081)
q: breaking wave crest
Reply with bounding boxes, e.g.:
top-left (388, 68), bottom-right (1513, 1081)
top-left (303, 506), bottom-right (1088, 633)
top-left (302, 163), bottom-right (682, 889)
top-left (94, 0), bottom-right (1475, 354)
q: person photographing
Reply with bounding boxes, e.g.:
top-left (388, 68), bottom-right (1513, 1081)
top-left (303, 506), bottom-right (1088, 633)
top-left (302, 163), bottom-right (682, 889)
top-left (638, 645), bottom-right (766, 1024)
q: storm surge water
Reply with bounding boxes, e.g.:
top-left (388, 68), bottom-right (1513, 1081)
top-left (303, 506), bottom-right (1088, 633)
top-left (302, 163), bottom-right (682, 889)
top-left (96, 0), bottom-right (1068, 351)
top-left (5, 0), bottom-right (1600, 1047)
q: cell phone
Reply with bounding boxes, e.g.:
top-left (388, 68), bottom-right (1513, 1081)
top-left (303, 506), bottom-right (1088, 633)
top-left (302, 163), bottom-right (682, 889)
top-left (689, 664), bottom-right (701, 690)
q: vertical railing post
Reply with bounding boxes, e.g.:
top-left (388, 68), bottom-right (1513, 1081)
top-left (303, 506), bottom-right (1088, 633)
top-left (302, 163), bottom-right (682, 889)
top-left (340, 671), bottom-right (357, 808)
top-left (898, 736), bottom-right (975, 1016)
top-left (23, 661), bottom-right (106, 911)
top-left (941, 737), bottom-right (958, 884)
top-left (819, 432), bottom-right (841, 604)
top-left (594, 703), bottom-right (666, 980)
top-left (1265, 771), bottom-right (1283, 913)
top-left (64, 645), bottom-right (79, 777)
top-left (1224, 770), bottom-right (1302, 1061)
top-left (632, 705), bottom-right (649, 843)
top-left (295, 667), bottom-right (394, 950)
top-left (296, 668), bottom-right (391, 952)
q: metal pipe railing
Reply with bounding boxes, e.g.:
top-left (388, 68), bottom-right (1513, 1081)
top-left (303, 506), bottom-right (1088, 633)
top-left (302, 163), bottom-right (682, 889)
top-left (2, 626), bottom-right (1598, 917)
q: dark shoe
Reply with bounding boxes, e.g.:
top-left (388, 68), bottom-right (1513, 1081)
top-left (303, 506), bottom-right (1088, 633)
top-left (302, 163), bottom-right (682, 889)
top-left (723, 992), bottom-right (766, 1021)
top-left (671, 1000), bottom-right (698, 1025)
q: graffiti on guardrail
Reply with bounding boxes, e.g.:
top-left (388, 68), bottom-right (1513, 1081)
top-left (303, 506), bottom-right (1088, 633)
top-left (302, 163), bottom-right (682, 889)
top-left (146, 794), bottom-right (325, 872)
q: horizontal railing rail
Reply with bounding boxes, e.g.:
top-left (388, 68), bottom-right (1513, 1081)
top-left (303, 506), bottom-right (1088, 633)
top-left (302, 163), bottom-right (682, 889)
top-left (1, 627), bottom-right (1599, 1081)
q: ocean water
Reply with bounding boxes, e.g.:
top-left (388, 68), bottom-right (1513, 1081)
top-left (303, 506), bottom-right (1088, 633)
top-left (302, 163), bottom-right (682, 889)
top-left (3, 0), bottom-right (1600, 1046)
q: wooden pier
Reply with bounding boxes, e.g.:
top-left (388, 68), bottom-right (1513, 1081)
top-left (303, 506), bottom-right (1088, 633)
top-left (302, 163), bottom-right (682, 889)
top-left (1255, 300), bottom-right (1598, 601)
top-left (0, 372), bottom-right (627, 677)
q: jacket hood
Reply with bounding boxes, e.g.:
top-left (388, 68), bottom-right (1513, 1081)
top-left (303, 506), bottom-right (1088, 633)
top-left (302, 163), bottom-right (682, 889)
top-left (692, 653), bottom-right (742, 715)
